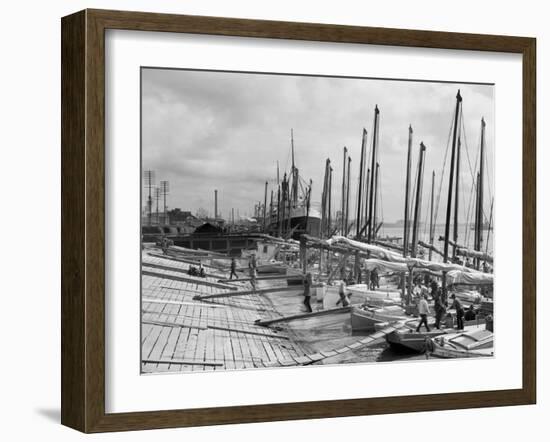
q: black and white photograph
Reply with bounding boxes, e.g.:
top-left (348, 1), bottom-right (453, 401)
top-left (140, 67), bottom-right (495, 374)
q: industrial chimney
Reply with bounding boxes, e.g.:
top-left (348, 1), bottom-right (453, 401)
top-left (214, 189), bottom-right (218, 219)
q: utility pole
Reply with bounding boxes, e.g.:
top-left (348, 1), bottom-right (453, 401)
top-left (160, 181), bottom-right (169, 225)
top-left (154, 186), bottom-right (160, 225)
top-left (143, 170), bottom-right (155, 226)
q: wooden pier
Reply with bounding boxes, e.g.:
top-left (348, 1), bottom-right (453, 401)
top-left (141, 246), bottom-right (401, 373)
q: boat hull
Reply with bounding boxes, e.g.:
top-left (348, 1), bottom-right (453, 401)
top-left (386, 328), bottom-right (447, 353)
top-left (268, 206), bottom-right (321, 239)
top-left (427, 326), bottom-right (494, 358)
top-left (350, 306), bottom-right (406, 332)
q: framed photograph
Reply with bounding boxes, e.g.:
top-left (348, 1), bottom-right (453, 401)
top-left (61, 9), bottom-right (536, 433)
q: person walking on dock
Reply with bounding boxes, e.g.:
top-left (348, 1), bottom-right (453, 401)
top-left (249, 253), bottom-right (257, 271)
top-left (161, 236), bottom-right (169, 254)
top-left (450, 294), bottom-right (465, 330)
top-left (416, 294), bottom-right (431, 332)
top-left (229, 258), bottom-right (238, 280)
top-left (370, 268), bottom-right (379, 290)
top-left (302, 272), bottom-right (313, 313)
top-left (336, 280), bottom-right (350, 307)
top-left (434, 290), bottom-right (445, 329)
top-left (249, 266), bottom-right (257, 291)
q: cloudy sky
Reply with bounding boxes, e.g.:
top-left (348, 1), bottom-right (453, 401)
top-left (141, 68), bottom-right (494, 225)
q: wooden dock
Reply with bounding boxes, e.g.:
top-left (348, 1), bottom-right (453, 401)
top-left (141, 246), bottom-right (404, 373)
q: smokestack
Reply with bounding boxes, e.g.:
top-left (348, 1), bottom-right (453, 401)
top-left (214, 189), bottom-right (218, 219)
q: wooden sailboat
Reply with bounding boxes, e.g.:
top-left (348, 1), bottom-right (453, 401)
top-left (350, 304), bottom-right (406, 332)
top-left (427, 325), bottom-right (493, 358)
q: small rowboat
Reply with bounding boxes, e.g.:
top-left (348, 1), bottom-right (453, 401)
top-left (427, 326), bottom-right (493, 358)
top-left (386, 317), bottom-right (487, 353)
top-left (386, 326), bottom-right (446, 353)
top-left (350, 305), bottom-right (406, 332)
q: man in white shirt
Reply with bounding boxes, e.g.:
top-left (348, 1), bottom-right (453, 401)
top-left (416, 295), bottom-right (431, 332)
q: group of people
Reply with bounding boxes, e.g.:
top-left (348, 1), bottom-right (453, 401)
top-left (188, 261), bottom-right (206, 278)
top-left (301, 273), bottom-right (351, 314)
top-left (226, 255), bottom-right (258, 290)
top-left (368, 268), bottom-right (379, 290)
top-left (413, 276), bottom-right (478, 333)
top-left (160, 236), bottom-right (173, 254)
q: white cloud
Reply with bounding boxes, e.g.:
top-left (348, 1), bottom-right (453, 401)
top-left (142, 68), bottom-right (494, 223)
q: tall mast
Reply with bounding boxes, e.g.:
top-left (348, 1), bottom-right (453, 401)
top-left (262, 181), bottom-right (268, 232)
top-left (276, 162), bottom-right (281, 237)
top-left (403, 125), bottom-right (413, 256)
top-left (345, 156), bottom-right (352, 235)
top-left (364, 168), bottom-right (370, 234)
top-left (326, 160), bottom-right (332, 237)
top-left (286, 171), bottom-right (292, 234)
top-left (474, 172), bottom-right (480, 256)
top-left (269, 190), bottom-right (274, 234)
top-left (367, 105), bottom-right (380, 243)
top-left (281, 173), bottom-right (287, 236)
top-left (356, 129), bottom-right (367, 238)
top-left (411, 142), bottom-right (427, 258)
top-left (277, 185), bottom-right (281, 237)
top-left (290, 129), bottom-right (298, 206)
top-left (428, 170), bottom-right (435, 261)
top-left (373, 162), bottom-right (380, 241)
top-left (320, 159), bottom-right (330, 239)
top-left (443, 90), bottom-right (463, 263)
top-left (485, 197), bottom-right (494, 258)
top-left (328, 166), bottom-right (333, 237)
top-left (305, 179), bottom-right (312, 236)
top-left (341, 146), bottom-right (348, 234)
top-left (453, 136), bottom-right (462, 259)
top-left (475, 118), bottom-right (486, 269)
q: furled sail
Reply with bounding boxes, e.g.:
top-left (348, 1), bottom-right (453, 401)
top-left (326, 236), bottom-right (476, 273)
top-left (446, 269), bottom-right (494, 286)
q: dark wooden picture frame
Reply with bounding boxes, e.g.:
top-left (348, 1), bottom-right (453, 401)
top-left (61, 9), bottom-right (536, 433)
